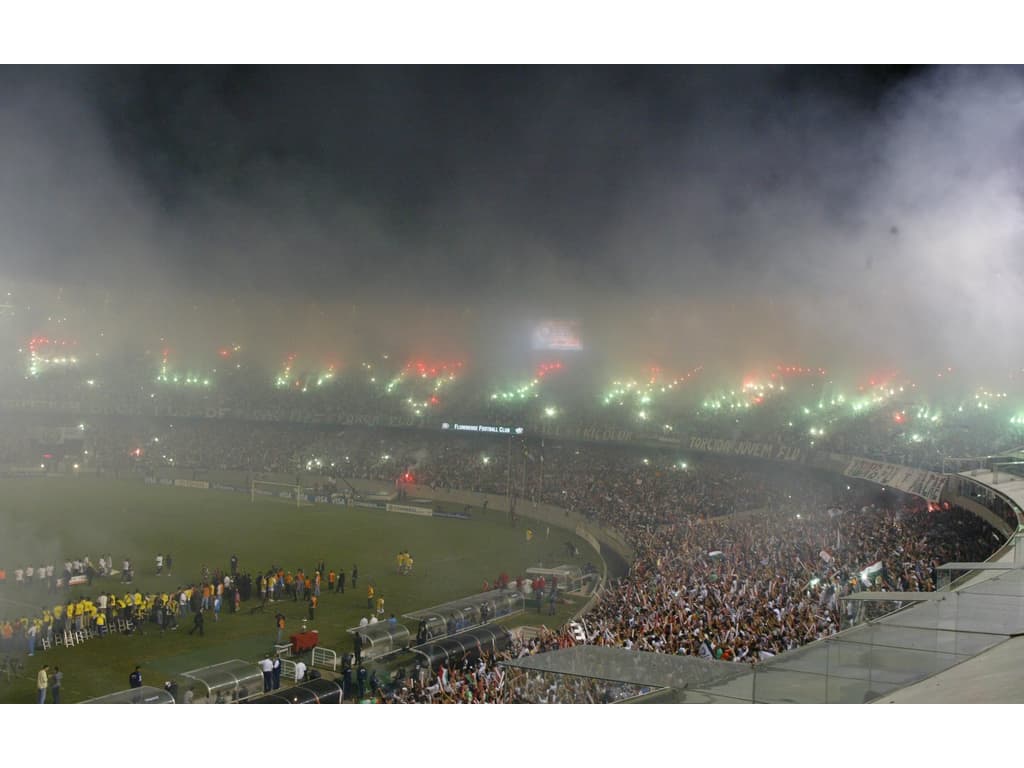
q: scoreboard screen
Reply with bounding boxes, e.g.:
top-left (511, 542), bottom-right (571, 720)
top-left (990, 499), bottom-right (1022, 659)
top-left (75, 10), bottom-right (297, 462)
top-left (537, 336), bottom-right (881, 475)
top-left (531, 320), bottom-right (582, 351)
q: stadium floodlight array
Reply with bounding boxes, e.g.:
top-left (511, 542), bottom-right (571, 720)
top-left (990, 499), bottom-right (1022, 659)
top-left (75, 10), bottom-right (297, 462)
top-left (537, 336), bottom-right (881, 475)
top-left (251, 479), bottom-right (304, 509)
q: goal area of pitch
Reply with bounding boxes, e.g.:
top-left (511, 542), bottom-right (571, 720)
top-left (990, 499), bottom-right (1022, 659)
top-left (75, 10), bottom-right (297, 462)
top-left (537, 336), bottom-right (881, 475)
top-left (250, 479), bottom-right (307, 509)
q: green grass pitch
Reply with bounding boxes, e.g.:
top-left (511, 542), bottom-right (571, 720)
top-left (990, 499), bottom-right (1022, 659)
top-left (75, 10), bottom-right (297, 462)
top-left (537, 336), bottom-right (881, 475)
top-left (0, 476), bottom-right (596, 703)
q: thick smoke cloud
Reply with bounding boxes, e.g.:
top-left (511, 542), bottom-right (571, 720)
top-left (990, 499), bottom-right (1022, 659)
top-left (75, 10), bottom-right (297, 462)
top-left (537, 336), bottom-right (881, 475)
top-left (0, 66), bottom-right (1022, 381)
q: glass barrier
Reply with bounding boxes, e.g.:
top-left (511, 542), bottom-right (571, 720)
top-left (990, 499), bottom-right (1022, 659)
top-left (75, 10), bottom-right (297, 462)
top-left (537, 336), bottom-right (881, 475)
top-left (498, 667), bottom-right (657, 703)
top-left (501, 591), bottom-right (1011, 705)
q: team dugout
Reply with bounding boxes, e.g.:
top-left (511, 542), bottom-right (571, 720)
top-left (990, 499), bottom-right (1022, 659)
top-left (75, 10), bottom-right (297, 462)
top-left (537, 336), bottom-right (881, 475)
top-left (181, 659), bottom-right (264, 703)
top-left (404, 589), bottom-right (525, 642)
top-left (410, 625), bottom-right (513, 669)
top-left (244, 677), bottom-right (344, 704)
top-left (347, 620), bottom-right (411, 661)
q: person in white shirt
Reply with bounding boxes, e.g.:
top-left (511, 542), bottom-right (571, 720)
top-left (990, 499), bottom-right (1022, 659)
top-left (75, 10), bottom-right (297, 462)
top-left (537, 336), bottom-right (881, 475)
top-left (14, 568), bottom-right (24, 586)
top-left (259, 657), bottom-right (274, 692)
top-left (294, 660), bottom-right (307, 682)
top-left (156, 554), bottom-right (163, 575)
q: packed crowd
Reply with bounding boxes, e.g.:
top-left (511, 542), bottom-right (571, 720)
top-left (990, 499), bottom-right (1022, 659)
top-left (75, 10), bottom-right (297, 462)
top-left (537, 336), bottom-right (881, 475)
top-left (5, 357), bottom-right (1024, 474)
top-left (0, 410), bottom-right (1014, 703)
top-left (577, 500), bottom-right (1001, 661)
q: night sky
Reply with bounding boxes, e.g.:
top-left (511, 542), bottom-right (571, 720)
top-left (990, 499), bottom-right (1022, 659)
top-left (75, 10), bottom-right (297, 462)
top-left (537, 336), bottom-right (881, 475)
top-left (0, 65), bottom-right (1021, 376)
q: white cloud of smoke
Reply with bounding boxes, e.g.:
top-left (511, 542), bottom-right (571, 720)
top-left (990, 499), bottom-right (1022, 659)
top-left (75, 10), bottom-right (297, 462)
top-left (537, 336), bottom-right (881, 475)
top-left (0, 66), bottom-right (1022, 384)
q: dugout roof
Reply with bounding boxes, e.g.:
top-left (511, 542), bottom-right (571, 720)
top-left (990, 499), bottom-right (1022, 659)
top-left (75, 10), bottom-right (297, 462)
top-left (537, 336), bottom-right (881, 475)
top-left (182, 658), bottom-right (264, 702)
top-left (404, 588), bottom-right (525, 639)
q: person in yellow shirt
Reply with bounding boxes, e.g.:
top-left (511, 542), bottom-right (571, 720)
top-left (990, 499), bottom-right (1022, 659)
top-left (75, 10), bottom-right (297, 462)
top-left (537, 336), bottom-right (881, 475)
top-left (36, 665), bottom-right (48, 704)
top-left (367, 584), bottom-right (375, 610)
top-left (376, 595), bottom-right (384, 615)
top-left (96, 611), bottom-right (107, 636)
top-left (41, 610), bottom-right (53, 644)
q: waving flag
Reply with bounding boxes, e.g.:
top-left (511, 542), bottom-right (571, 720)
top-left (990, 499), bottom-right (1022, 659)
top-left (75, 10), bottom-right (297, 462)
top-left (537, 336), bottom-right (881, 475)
top-left (860, 561), bottom-right (883, 584)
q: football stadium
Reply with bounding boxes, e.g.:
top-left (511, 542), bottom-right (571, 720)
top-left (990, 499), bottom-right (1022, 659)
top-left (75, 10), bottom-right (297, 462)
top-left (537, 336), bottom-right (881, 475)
top-left (4, 64), bottom-right (1024, 715)
top-left (3, 345), bottom-right (1024, 705)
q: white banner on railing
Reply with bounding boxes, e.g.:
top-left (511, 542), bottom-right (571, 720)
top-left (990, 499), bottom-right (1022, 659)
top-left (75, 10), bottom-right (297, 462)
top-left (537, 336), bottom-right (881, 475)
top-left (385, 503), bottom-right (433, 517)
top-left (687, 436), bottom-right (803, 463)
top-left (843, 458), bottom-right (946, 503)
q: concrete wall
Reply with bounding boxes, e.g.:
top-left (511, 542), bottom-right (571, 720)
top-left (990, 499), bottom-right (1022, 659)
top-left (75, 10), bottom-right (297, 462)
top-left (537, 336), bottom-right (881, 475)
top-left (144, 466), bottom-right (634, 568)
top-left (402, 483), bottom-right (635, 568)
